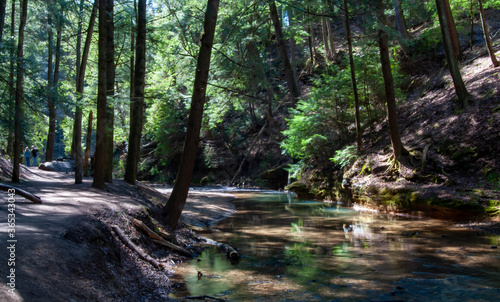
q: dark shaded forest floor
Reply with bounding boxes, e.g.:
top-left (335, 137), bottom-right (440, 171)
top-left (0, 164), bottom-right (235, 302)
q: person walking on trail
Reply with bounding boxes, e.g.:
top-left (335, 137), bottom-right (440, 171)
top-left (31, 145), bottom-right (39, 167)
top-left (24, 147), bottom-right (31, 166)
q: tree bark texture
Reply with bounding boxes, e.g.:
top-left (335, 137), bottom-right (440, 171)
top-left (125, 0), bottom-right (146, 185)
top-left (269, 0), bottom-right (300, 100)
top-left (45, 15), bottom-right (55, 162)
top-left (92, 0), bottom-right (109, 189)
top-left (377, 0), bottom-right (407, 162)
top-left (478, 0), bottom-right (499, 67)
top-left (6, 0), bottom-right (15, 158)
top-left (161, 0), bottom-right (220, 229)
top-left (436, 0), bottom-right (472, 108)
top-left (0, 0), bottom-right (6, 43)
top-left (105, 0), bottom-right (115, 183)
top-left (321, 18), bottom-right (331, 61)
top-left (12, 0), bottom-right (28, 182)
top-left (344, 0), bottom-right (362, 151)
top-left (442, 0), bottom-right (462, 59)
top-left (74, 0), bottom-right (98, 184)
top-left (393, 0), bottom-right (409, 39)
top-left (84, 110), bottom-right (93, 177)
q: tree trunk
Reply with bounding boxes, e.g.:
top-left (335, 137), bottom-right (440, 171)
top-left (105, 0), bottom-right (115, 183)
top-left (0, 0), bottom-right (6, 43)
top-left (124, 0), bottom-right (146, 185)
top-left (436, 0), bottom-right (472, 108)
top-left (469, 0), bottom-right (474, 50)
top-left (344, 0), bottom-right (362, 151)
top-left (269, 0), bottom-right (300, 101)
top-left (307, 7), bottom-right (315, 66)
top-left (321, 18), bottom-right (331, 61)
top-left (478, 0), bottom-right (499, 67)
top-left (393, 0), bottom-right (410, 39)
top-left (377, 0), bottom-right (407, 163)
top-left (74, 0), bottom-right (98, 184)
top-left (6, 0), bottom-right (15, 158)
top-left (45, 14), bottom-right (55, 162)
top-left (12, 0), bottom-right (28, 182)
top-left (327, 18), bottom-right (336, 61)
top-left (443, 0), bottom-right (462, 59)
top-left (161, 0), bottom-right (220, 229)
top-left (92, 0), bottom-right (109, 189)
top-left (84, 110), bottom-right (93, 177)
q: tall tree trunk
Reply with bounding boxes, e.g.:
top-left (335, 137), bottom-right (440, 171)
top-left (321, 18), bottom-right (331, 61)
top-left (344, 0), bottom-right (362, 151)
top-left (6, 0), bottom-right (15, 158)
top-left (12, 0), bottom-right (28, 182)
top-left (92, 0), bottom-right (108, 189)
top-left (45, 18), bottom-right (62, 163)
top-left (327, 18), bottom-right (336, 61)
top-left (478, 0), bottom-right (499, 67)
top-left (105, 0), bottom-right (115, 183)
top-left (269, 0), bottom-right (300, 101)
top-left (377, 0), bottom-right (407, 163)
top-left (469, 0), bottom-right (474, 50)
top-left (84, 110), bottom-right (93, 177)
top-left (74, 0), bottom-right (97, 184)
top-left (45, 14), bottom-right (55, 162)
top-left (161, 0), bottom-right (220, 229)
top-left (307, 7), bottom-right (315, 66)
top-left (0, 0), bottom-right (6, 43)
top-left (436, 0), bottom-right (472, 108)
top-left (124, 0), bottom-right (146, 185)
top-left (393, 0), bottom-right (409, 39)
top-left (443, 0), bottom-right (462, 59)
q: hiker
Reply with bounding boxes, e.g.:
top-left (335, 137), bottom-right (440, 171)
top-left (24, 147), bottom-right (31, 166)
top-left (31, 145), bottom-right (39, 167)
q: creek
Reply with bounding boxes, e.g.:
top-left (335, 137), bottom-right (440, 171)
top-left (170, 189), bottom-right (500, 301)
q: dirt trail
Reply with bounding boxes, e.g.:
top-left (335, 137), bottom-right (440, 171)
top-left (0, 167), bottom-right (236, 302)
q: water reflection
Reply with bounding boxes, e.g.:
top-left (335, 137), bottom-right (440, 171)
top-left (171, 191), bottom-right (500, 301)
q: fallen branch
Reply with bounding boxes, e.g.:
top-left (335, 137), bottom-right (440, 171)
top-left (133, 219), bottom-right (195, 257)
top-left (111, 225), bottom-right (162, 270)
top-left (0, 183), bottom-right (42, 204)
top-left (201, 236), bottom-right (240, 260)
top-left (184, 295), bottom-right (227, 301)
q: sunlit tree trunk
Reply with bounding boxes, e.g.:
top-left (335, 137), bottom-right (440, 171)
top-left (92, 0), bottom-right (110, 189)
top-left (161, 0), bottom-right (220, 229)
top-left (125, 0), bottom-right (146, 185)
top-left (12, 0), bottom-right (28, 182)
top-left (269, 0), bottom-right (300, 101)
top-left (377, 0), bottom-right (408, 163)
top-left (45, 14), bottom-right (55, 162)
top-left (478, 0), bottom-right (499, 67)
top-left (74, 0), bottom-right (98, 184)
top-left (436, 0), bottom-right (472, 108)
top-left (393, 0), bottom-right (409, 39)
top-left (321, 18), bottom-right (331, 61)
top-left (327, 17), bottom-right (336, 61)
top-left (344, 0), bottom-right (362, 151)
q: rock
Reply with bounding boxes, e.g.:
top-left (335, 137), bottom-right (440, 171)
top-left (39, 161), bottom-right (73, 172)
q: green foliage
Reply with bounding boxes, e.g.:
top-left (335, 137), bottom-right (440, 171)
top-left (330, 145), bottom-right (358, 169)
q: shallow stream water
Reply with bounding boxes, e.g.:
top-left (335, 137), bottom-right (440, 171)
top-left (170, 189), bottom-right (500, 301)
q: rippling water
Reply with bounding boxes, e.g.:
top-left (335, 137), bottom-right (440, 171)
top-left (171, 190), bottom-right (500, 301)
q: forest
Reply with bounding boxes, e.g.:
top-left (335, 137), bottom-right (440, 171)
top-left (0, 0), bottom-right (500, 300)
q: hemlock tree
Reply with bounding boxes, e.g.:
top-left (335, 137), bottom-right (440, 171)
top-left (269, 0), bottom-right (300, 101)
top-left (377, 0), bottom-right (408, 164)
top-left (478, 0), bottom-right (499, 67)
top-left (92, 0), bottom-right (111, 189)
top-left (104, 0), bottom-right (115, 183)
top-left (436, 0), bottom-right (472, 108)
top-left (161, 0), bottom-right (220, 229)
top-left (12, 0), bottom-right (29, 182)
top-left (125, 0), bottom-right (146, 185)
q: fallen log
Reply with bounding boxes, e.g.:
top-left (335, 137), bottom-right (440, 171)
top-left (0, 183), bottom-right (42, 204)
top-left (133, 219), bottom-right (195, 257)
top-left (111, 225), bottom-right (162, 270)
top-left (184, 295), bottom-right (227, 301)
top-left (133, 218), bottom-right (173, 241)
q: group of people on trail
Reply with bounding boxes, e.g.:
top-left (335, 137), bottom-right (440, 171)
top-left (24, 145), bottom-right (39, 167)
